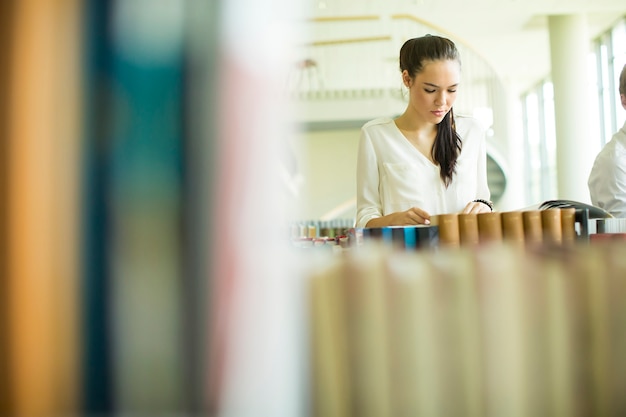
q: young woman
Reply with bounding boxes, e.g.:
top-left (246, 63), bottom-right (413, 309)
top-left (355, 34), bottom-right (492, 228)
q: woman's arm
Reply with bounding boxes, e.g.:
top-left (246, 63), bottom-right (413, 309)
top-left (355, 129), bottom-right (383, 227)
top-left (365, 207), bottom-right (432, 227)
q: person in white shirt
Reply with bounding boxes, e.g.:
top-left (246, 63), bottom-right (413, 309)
top-left (588, 64), bottom-right (626, 218)
top-left (356, 35), bottom-right (492, 228)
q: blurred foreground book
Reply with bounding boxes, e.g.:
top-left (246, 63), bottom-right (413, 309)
top-left (307, 241), bottom-right (626, 417)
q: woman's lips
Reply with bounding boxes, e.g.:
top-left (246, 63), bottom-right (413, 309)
top-left (432, 110), bottom-right (446, 117)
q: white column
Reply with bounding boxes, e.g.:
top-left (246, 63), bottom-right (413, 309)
top-left (492, 78), bottom-right (526, 211)
top-left (548, 14), bottom-right (594, 202)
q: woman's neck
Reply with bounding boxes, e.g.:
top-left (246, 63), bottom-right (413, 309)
top-left (395, 113), bottom-right (437, 142)
top-left (394, 114), bottom-right (438, 163)
top-left (395, 112), bottom-right (436, 136)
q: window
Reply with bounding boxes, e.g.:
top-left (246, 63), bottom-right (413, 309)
top-left (594, 19), bottom-right (626, 147)
top-left (522, 81), bottom-right (557, 203)
top-left (522, 16), bottom-right (626, 203)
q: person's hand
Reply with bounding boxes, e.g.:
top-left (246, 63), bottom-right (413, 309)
top-left (461, 200), bottom-right (492, 214)
top-left (366, 207), bottom-right (431, 227)
top-left (395, 207), bottom-right (432, 225)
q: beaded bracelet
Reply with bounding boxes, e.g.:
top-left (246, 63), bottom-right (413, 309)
top-left (473, 199), bottom-right (494, 211)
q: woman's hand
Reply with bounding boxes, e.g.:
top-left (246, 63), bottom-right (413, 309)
top-left (366, 207), bottom-right (431, 227)
top-left (461, 200), bottom-right (493, 214)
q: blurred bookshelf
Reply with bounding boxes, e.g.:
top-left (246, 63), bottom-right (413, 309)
top-left (306, 239), bottom-right (626, 417)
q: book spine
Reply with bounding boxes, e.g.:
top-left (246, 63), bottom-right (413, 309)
top-left (501, 211), bottom-right (525, 247)
top-left (477, 212), bottom-right (503, 244)
top-left (602, 244), bottom-right (626, 412)
top-left (560, 207), bottom-right (577, 244)
top-left (82, 0), bottom-right (113, 412)
top-left (431, 214), bottom-right (460, 248)
top-left (458, 213), bottom-right (480, 247)
top-left (596, 218), bottom-right (626, 233)
top-left (360, 226), bottom-right (439, 251)
top-left (310, 260), bottom-right (351, 417)
top-left (522, 210), bottom-right (544, 246)
top-left (0, 1), bottom-right (12, 413)
top-left (429, 250), bottom-right (484, 416)
top-left (590, 233), bottom-right (626, 243)
top-left (342, 248), bottom-right (392, 417)
top-left (6, 1), bottom-right (82, 415)
top-left (415, 225), bottom-right (440, 250)
top-left (101, 5), bottom-right (187, 414)
top-left (385, 251), bottom-right (437, 416)
top-left (473, 245), bottom-right (529, 415)
top-left (571, 245), bottom-right (611, 415)
top-left (544, 257), bottom-right (575, 416)
top-left (541, 209), bottom-right (563, 245)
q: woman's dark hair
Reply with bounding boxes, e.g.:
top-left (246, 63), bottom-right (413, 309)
top-left (399, 34), bottom-right (461, 187)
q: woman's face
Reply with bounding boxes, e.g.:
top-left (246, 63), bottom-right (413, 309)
top-left (403, 59), bottom-right (461, 125)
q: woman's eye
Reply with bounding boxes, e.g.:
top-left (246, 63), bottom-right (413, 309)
top-left (424, 89), bottom-right (435, 93)
top-left (448, 90), bottom-right (457, 93)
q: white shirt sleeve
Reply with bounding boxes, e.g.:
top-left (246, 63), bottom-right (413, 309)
top-left (588, 127), bottom-right (626, 218)
top-left (355, 126), bottom-right (383, 228)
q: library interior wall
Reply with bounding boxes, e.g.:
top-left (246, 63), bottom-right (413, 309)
top-left (293, 128), bottom-right (360, 221)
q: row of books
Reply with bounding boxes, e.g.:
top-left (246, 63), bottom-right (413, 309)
top-left (432, 207), bottom-right (578, 248)
top-left (352, 198), bottom-right (626, 250)
top-left (596, 217), bottom-right (626, 233)
top-left (351, 208), bottom-right (578, 250)
top-left (308, 241), bottom-right (626, 417)
top-left (289, 219), bottom-right (355, 239)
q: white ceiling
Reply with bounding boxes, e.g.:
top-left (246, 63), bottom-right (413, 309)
top-left (299, 0), bottom-right (626, 93)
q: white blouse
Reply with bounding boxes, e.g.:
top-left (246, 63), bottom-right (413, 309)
top-left (356, 115), bottom-right (491, 228)
top-left (588, 121), bottom-right (626, 218)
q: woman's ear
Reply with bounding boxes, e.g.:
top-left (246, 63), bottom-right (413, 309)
top-left (621, 93), bottom-right (626, 110)
top-left (402, 70), bottom-right (412, 88)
